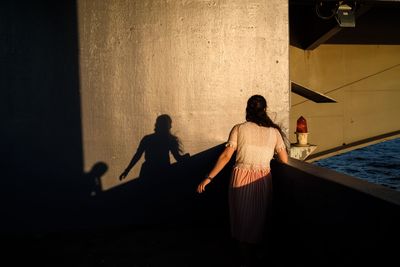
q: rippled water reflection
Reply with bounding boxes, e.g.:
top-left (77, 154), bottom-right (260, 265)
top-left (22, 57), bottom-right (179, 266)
top-left (313, 138), bottom-right (400, 191)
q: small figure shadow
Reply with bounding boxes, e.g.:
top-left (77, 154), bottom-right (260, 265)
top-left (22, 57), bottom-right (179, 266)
top-left (85, 162), bottom-right (108, 196)
top-left (119, 114), bottom-right (190, 183)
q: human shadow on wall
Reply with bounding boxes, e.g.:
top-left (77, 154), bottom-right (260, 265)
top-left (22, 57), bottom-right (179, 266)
top-left (109, 114), bottom-right (234, 228)
top-left (119, 114), bottom-right (190, 183)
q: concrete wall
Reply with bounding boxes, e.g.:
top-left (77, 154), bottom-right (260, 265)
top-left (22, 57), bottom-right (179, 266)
top-left (78, 0), bottom-right (290, 191)
top-left (290, 45), bottom-right (400, 154)
top-left (2, 0), bottom-right (289, 233)
top-left (0, 0), bottom-right (289, 233)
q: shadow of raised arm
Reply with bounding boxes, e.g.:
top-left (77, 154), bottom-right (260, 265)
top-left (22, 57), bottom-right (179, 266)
top-left (119, 139), bottom-right (145, 180)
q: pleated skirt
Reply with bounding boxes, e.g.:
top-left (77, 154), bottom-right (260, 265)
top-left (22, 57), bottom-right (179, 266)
top-left (229, 167), bottom-right (272, 244)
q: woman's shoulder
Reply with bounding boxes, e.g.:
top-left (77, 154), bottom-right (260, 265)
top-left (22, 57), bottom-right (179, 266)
top-left (267, 127), bottom-right (281, 135)
top-left (227, 122), bottom-right (246, 135)
top-left (232, 121), bottom-right (249, 129)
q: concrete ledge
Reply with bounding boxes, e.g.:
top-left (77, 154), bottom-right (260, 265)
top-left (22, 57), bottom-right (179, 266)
top-left (287, 157), bottom-right (400, 206)
top-left (270, 158), bottom-right (400, 265)
top-left (289, 144), bottom-right (317, 160)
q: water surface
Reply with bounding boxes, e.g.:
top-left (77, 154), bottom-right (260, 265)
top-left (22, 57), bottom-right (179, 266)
top-left (313, 138), bottom-right (400, 191)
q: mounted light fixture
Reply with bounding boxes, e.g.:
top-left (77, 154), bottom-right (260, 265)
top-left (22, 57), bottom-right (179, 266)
top-left (315, 1), bottom-right (357, 28)
top-left (336, 2), bottom-right (356, 27)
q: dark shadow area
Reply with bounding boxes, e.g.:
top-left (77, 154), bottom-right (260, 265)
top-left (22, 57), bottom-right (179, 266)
top-left (70, 113), bottom-right (240, 265)
top-left (0, 2), bottom-right (241, 264)
top-left (104, 134), bottom-right (234, 229)
top-left (0, 0), bottom-right (89, 233)
top-left (9, 143), bottom-right (238, 267)
top-left (271, 159), bottom-right (400, 267)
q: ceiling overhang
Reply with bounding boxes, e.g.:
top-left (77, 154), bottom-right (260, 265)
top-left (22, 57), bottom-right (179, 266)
top-left (290, 0), bottom-right (400, 50)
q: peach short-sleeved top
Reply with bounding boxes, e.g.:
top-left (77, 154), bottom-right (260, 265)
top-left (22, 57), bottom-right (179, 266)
top-left (226, 121), bottom-right (286, 171)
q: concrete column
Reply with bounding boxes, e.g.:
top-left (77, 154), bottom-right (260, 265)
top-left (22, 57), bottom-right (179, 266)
top-left (78, 0), bottom-right (289, 191)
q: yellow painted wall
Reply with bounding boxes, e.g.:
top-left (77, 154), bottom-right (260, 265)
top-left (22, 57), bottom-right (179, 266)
top-left (290, 45), bottom-right (400, 154)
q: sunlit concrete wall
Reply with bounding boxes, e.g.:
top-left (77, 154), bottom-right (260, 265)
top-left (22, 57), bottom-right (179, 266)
top-left (78, 0), bottom-right (290, 191)
top-left (290, 45), bottom-right (400, 154)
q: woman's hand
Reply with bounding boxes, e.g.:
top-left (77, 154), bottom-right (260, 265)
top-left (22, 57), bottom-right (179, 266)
top-left (197, 178), bottom-right (211, 193)
top-left (119, 171), bottom-right (128, 181)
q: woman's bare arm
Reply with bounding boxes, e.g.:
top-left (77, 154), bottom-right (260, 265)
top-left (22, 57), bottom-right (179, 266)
top-left (276, 148), bottom-right (288, 164)
top-left (197, 146), bottom-right (235, 193)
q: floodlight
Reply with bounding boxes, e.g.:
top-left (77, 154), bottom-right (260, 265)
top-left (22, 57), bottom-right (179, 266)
top-left (336, 3), bottom-right (355, 27)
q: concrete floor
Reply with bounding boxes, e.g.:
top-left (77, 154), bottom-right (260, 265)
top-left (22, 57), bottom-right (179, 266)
top-left (8, 225), bottom-right (278, 267)
top-left (7, 223), bottom-right (393, 267)
top-left (7, 221), bottom-right (398, 267)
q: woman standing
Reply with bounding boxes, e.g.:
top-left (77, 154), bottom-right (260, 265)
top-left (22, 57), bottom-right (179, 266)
top-left (197, 95), bottom-right (288, 266)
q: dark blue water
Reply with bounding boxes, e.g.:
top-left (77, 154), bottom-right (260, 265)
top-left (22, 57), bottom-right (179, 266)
top-left (313, 138), bottom-right (400, 191)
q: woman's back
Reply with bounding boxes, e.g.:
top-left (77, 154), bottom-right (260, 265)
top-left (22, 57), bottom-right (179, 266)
top-left (196, 94), bottom-right (289, 255)
top-left (228, 121), bottom-right (285, 170)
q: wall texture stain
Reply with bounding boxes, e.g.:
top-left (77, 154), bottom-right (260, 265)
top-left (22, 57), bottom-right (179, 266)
top-left (78, 0), bottom-right (289, 190)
